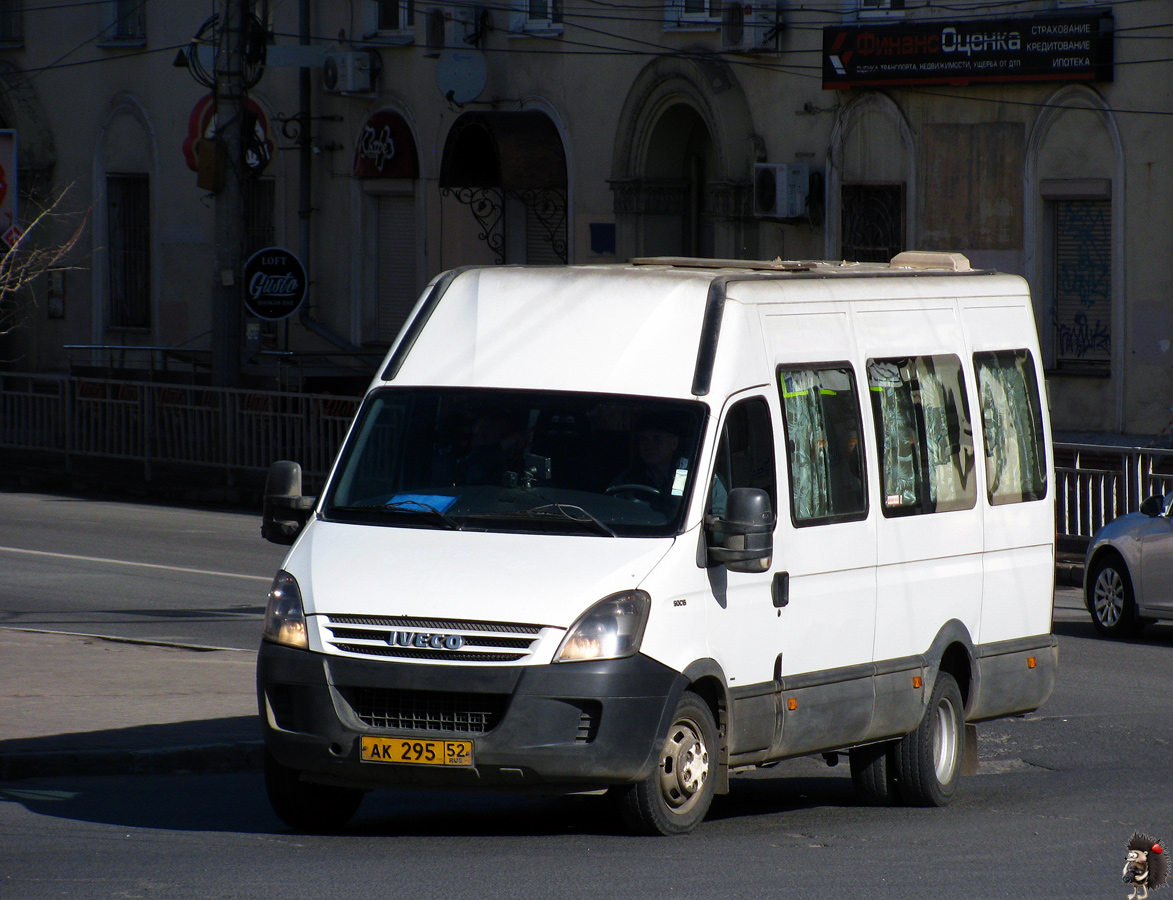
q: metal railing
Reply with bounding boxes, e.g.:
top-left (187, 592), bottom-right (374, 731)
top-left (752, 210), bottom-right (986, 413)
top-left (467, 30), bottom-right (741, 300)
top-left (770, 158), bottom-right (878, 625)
top-left (1053, 443), bottom-right (1173, 543)
top-left (0, 372), bottom-right (360, 487)
top-left (1, 371), bottom-right (1169, 539)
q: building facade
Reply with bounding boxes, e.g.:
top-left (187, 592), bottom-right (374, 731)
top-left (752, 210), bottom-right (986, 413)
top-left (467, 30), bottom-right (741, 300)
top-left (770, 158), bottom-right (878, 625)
top-left (0, 0), bottom-right (1167, 434)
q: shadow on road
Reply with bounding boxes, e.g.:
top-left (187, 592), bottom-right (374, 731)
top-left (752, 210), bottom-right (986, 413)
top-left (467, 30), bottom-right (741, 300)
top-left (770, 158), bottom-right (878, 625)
top-left (0, 716), bottom-right (261, 757)
top-left (0, 764), bottom-right (864, 838)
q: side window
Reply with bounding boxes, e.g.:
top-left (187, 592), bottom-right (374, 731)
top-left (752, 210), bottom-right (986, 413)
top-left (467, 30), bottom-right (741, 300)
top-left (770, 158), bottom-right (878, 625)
top-left (708, 397), bottom-right (776, 519)
top-left (974, 350), bottom-right (1048, 505)
top-left (867, 354), bottom-right (976, 517)
top-left (779, 365), bottom-right (868, 526)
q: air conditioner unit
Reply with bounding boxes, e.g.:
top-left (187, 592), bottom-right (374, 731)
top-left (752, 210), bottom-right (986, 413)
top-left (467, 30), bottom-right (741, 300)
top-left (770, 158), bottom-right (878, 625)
top-left (322, 51), bottom-right (375, 93)
top-left (424, 6), bottom-right (478, 57)
top-left (721, 1), bottom-right (783, 53)
top-left (753, 163), bottom-right (811, 219)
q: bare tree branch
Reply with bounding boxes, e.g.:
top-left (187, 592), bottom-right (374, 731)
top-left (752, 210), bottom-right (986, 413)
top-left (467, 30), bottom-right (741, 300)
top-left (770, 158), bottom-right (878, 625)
top-left (0, 185), bottom-right (88, 336)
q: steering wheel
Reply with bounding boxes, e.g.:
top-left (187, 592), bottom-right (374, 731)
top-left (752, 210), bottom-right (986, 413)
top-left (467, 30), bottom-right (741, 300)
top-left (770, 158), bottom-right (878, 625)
top-left (606, 483), bottom-right (661, 502)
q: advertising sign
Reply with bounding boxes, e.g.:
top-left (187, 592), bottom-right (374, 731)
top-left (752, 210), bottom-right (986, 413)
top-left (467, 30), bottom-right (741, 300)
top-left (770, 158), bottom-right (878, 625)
top-left (353, 110), bottom-right (419, 179)
top-left (823, 9), bottom-right (1113, 89)
top-left (0, 131), bottom-right (19, 249)
top-left (183, 93), bottom-right (275, 177)
top-left (243, 247), bottom-right (307, 321)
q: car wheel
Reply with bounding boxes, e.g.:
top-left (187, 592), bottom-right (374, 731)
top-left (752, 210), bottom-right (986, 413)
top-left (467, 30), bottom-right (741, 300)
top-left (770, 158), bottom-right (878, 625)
top-left (894, 672), bottom-right (964, 807)
top-left (619, 691), bottom-right (718, 836)
top-left (849, 740), bottom-right (900, 805)
top-left (264, 750), bottom-right (364, 832)
top-left (1088, 556), bottom-right (1144, 637)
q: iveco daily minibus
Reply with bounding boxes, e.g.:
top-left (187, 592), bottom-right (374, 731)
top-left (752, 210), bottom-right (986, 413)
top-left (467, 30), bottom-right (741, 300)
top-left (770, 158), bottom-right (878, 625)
top-left (257, 253), bottom-right (1056, 835)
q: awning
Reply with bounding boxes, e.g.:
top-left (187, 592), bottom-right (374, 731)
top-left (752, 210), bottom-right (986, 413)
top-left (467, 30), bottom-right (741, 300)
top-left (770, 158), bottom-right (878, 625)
top-left (439, 111), bottom-right (566, 191)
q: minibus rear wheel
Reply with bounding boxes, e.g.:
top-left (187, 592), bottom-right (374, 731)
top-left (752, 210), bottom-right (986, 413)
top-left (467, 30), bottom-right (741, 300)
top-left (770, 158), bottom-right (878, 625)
top-left (264, 750), bottom-right (364, 831)
top-left (895, 672), bottom-right (964, 807)
top-left (620, 691), bottom-right (717, 836)
top-left (849, 741), bottom-right (899, 805)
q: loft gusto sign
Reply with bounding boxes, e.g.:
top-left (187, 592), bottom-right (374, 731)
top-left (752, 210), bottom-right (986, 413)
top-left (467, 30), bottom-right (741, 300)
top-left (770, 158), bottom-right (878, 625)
top-left (243, 247), bottom-right (307, 321)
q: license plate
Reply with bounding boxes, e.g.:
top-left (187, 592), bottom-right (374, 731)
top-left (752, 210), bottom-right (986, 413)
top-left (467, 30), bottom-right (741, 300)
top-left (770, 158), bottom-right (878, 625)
top-left (360, 736), bottom-right (474, 767)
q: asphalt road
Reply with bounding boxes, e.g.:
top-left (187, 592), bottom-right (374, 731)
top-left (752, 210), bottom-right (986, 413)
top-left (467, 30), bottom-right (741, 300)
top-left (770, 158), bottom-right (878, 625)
top-left (0, 491), bottom-right (286, 649)
top-left (2, 491), bottom-right (1172, 899)
top-left (3, 618), bottom-right (1173, 900)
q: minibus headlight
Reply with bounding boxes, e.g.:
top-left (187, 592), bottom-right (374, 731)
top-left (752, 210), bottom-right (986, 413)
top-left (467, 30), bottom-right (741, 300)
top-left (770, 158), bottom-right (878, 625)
top-left (263, 570), bottom-right (309, 650)
top-left (555, 591), bottom-right (650, 662)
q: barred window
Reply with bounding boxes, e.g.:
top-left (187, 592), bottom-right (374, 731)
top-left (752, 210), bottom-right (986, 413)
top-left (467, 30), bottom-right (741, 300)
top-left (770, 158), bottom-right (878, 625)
top-left (0, 0), bottom-right (23, 43)
top-left (106, 174), bottom-right (150, 329)
top-left (1052, 198), bottom-right (1110, 371)
top-left (108, 0), bottom-right (145, 41)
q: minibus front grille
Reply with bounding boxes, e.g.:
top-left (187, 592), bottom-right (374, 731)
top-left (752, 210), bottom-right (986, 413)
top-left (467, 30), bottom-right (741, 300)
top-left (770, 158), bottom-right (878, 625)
top-left (327, 614), bottom-right (541, 635)
top-left (332, 643), bottom-right (528, 663)
top-left (321, 614), bottom-right (544, 663)
top-left (338, 686), bottom-right (508, 734)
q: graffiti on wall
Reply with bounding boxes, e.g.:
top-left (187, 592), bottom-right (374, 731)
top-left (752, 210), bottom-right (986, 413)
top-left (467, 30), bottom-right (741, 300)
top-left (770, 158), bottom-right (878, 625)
top-left (1053, 199), bottom-right (1111, 366)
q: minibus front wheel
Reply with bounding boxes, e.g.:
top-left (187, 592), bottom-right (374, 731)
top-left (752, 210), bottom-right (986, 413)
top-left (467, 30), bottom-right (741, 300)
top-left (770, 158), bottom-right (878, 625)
top-left (264, 750), bottom-right (365, 832)
top-left (619, 691), bottom-right (718, 836)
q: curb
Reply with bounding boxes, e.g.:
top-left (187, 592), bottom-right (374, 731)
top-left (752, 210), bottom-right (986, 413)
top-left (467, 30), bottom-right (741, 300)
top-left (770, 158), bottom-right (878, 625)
top-left (1055, 561), bottom-right (1084, 588)
top-left (0, 741), bottom-right (264, 782)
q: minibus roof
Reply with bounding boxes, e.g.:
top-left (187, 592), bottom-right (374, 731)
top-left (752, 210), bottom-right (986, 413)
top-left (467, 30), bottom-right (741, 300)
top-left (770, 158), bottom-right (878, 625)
top-left (379, 253), bottom-right (1020, 400)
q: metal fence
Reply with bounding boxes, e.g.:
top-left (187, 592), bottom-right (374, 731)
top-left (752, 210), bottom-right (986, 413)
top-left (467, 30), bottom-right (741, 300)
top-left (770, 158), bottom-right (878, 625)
top-left (0, 373), bottom-right (360, 488)
top-left (2, 371), bottom-right (1171, 540)
top-left (1053, 442), bottom-right (1173, 544)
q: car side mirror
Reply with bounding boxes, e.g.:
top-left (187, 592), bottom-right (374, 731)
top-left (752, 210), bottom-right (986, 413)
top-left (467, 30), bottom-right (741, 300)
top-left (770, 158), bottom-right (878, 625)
top-left (1140, 494), bottom-right (1164, 518)
top-left (262, 461), bottom-right (316, 545)
top-left (707, 487), bottom-right (774, 573)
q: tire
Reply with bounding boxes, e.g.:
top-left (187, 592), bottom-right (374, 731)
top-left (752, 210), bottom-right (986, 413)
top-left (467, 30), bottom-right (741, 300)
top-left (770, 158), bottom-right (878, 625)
top-left (264, 750), bottom-right (364, 832)
top-left (1087, 556), bottom-right (1144, 637)
top-left (849, 741), bottom-right (900, 805)
top-left (894, 672), bottom-right (964, 807)
top-left (619, 691), bottom-right (718, 836)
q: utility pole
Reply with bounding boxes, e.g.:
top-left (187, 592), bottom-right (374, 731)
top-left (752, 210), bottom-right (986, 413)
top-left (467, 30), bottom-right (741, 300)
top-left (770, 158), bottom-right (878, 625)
top-left (298, 0), bottom-right (312, 289)
top-left (212, 0), bottom-right (248, 388)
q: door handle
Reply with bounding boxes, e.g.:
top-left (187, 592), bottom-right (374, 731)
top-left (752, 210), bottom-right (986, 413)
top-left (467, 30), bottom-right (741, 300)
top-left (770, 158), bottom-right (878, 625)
top-left (772, 571), bottom-right (789, 608)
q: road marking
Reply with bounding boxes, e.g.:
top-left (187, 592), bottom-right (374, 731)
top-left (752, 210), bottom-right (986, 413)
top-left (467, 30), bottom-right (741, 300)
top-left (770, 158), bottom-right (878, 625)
top-left (0, 545), bottom-right (272, 582)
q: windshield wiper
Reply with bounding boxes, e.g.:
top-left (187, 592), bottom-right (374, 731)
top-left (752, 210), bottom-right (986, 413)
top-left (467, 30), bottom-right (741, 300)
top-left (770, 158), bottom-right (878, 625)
top-left (508, 503), bottom-right (617, 537)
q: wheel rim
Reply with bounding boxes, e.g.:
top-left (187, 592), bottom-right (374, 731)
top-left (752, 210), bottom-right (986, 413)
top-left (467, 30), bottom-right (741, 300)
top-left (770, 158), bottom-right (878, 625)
top-left (932, 695), bottom-right (960, 785)
top-left (1093, 567), bottom-right (1125, 627)
top-left (658, 717), bottom-right (710, 814)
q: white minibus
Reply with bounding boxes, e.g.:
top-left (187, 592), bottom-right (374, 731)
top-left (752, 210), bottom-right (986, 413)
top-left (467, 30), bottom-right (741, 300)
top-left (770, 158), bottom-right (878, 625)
top-left (258, 253), bottom-right (1056, 835)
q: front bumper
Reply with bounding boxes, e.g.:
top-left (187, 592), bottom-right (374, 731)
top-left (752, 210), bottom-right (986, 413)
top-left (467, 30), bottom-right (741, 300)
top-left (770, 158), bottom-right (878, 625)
top-left (257, 641), bottom-right (687, 792)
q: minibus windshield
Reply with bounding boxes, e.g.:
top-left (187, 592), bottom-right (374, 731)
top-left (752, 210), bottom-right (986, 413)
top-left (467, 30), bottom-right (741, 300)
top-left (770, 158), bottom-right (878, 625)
top-left (323, 387), bottom-right (708, 538)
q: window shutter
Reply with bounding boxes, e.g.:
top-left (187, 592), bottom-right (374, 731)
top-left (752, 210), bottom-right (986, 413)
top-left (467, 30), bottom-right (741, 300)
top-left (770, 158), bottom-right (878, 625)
top-left (376, 195), bottom-right (417, 344)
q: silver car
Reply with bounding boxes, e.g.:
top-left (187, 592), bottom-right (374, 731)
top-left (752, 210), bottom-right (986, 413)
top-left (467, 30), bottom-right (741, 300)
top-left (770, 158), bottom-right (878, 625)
top-left (1085, 492), bottom-right (1173, 636)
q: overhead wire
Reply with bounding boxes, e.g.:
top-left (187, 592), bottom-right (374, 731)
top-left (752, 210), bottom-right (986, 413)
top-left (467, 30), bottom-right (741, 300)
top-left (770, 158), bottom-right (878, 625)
top-left (2, 0), bottom-right (1170, 118)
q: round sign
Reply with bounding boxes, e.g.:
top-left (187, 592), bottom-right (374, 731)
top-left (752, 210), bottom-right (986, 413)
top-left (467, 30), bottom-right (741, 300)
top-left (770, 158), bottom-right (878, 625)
top-left (243, 247), bottom-right (307, 321)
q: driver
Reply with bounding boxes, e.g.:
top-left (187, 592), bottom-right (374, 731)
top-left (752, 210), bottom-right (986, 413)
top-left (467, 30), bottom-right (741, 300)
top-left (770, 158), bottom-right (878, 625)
top-left (610, 413), bottom-right (682, 496)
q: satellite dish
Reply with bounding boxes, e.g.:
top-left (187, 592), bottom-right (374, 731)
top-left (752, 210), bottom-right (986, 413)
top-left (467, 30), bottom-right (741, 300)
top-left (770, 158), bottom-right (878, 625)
top-left (436, 49), bottom-right (487, 105)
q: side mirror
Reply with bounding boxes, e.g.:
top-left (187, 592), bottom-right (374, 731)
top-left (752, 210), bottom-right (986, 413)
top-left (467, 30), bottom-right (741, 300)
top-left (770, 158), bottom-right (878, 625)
top-left (1140, 494), bottom-right (1164, 518)
top-left (707, 487), bottom-right (774, 573)
top-left (262, 461), bottom-right (316, 545)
